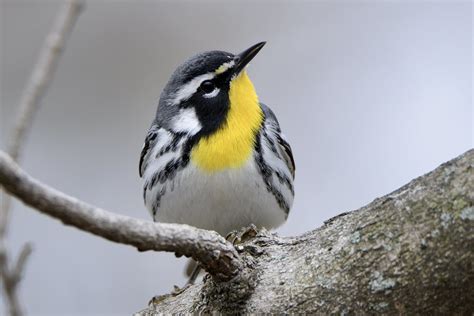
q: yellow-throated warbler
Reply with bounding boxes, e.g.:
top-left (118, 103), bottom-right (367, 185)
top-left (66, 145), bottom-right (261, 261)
top-left (139, 42), bottom-right (295, 241)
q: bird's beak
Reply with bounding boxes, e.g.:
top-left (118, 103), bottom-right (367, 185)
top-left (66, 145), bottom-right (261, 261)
top-left (233, 42), bottom-right (266, 75)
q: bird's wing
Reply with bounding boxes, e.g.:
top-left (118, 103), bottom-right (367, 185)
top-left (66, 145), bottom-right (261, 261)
top-left (139, 124), bottom-right (160, 178)
top-left (260, 103), bottom-right (295, 179)
top-left (276, 133), bottom-right (295, 179)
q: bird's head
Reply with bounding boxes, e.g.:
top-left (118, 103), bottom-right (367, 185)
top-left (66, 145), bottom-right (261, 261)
top-left (155, 42), bottom-right (266, 137)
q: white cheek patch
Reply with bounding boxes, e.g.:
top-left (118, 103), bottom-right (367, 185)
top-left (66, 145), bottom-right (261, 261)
top-left (203, 88), bottom-right (220, 98)
top-left (170, 108), bottom-right (202, 135)
top-left (172, 73), bottom-right (214, 105)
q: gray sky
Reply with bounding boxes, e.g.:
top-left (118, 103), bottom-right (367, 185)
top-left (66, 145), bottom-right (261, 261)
top-left (1, 1), bottom-right (472, 315)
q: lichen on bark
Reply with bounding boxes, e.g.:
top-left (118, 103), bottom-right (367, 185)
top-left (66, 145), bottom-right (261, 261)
top-left (138, 149), bottom-right (473, 315)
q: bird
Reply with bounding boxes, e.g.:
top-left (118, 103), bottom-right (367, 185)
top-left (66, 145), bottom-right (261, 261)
top-left (139, 42), bottom-right (295, 281)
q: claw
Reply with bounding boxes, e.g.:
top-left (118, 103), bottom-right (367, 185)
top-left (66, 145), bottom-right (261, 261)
top-left (226, 224), bottom-right (259, 245)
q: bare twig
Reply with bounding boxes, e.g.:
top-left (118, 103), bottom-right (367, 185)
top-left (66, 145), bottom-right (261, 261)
top-left (0, 0), bottom-right (83, 237)
top-left (7, 0), bottom-right (83, 162)
top-left (10, 244), bottom-right (33, 283)
top-left (0, 1), bottom-right (83, 315)
top-left (0, 151), bottom-right (244, 280)
top-left (0, 244), bottom-right (32, 316)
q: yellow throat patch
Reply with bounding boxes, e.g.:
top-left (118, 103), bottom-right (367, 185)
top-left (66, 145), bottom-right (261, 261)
top-left (191, 71), bottom-right (263, 172)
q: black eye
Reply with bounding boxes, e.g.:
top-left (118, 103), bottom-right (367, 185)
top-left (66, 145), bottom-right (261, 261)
top-left (200, 80), bottom-right (215, 93)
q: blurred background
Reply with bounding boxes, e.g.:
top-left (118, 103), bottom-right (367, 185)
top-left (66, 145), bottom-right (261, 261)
top-left (1, 0), bottom-right (472, 315)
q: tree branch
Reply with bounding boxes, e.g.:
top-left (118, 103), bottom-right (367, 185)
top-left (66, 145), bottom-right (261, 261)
top-left (1, 1), bottom-right (83, 315)
top-left (138, 149), bottom-right (473, 315)
top-left (0, 0), bottom-right (83, 238)
top-left (0, 151), bottom-right (244, 281)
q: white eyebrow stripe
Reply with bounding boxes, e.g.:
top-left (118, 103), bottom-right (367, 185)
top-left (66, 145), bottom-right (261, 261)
top-left (171, 73), bottom-right (214, 105)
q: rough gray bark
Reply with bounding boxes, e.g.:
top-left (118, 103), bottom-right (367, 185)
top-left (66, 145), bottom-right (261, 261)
top-left (138, 149), bottom-right (473, 315)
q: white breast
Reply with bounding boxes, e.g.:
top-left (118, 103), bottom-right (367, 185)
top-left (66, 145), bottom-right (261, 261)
top-left (147, 156), bottom-right (288, 236)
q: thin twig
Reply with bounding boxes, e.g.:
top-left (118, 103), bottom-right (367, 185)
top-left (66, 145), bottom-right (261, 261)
top-left (0, 243), bottom-right (32, 316)
top-left (1, 0), bottom-right (83, 237)
top-left (0, 0), bottom-right (83, 237)
top-left (11, 244), bottom-right (33, 284)
top-left (0, 1), bottom-right (83, 315)
top-left (0, 151), bottom-right (244, 280)
top-left (7, 0), bottom-right (83, 162)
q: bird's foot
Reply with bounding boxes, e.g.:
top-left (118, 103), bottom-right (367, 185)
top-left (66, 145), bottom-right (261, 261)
top-left (226, 224), bottom-right (259, 245)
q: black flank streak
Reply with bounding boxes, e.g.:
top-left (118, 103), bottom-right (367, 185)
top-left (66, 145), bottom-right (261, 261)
top-left (145, 133), bottom-right (201, 217)
top-left (275, 170), bottom-right (295, 195)
top-left (139, 130), bottom-right (159, 177)
top-left (158, 132), bottom-right (186, 156)
top-left (263, 129), bottom-right (279, 156)
top-left (277, 134), bottom-right (295, 174)
top-left (152, 186), bottom-right (166, 218)
top-left (254, 131), bottom-right (290, 215)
